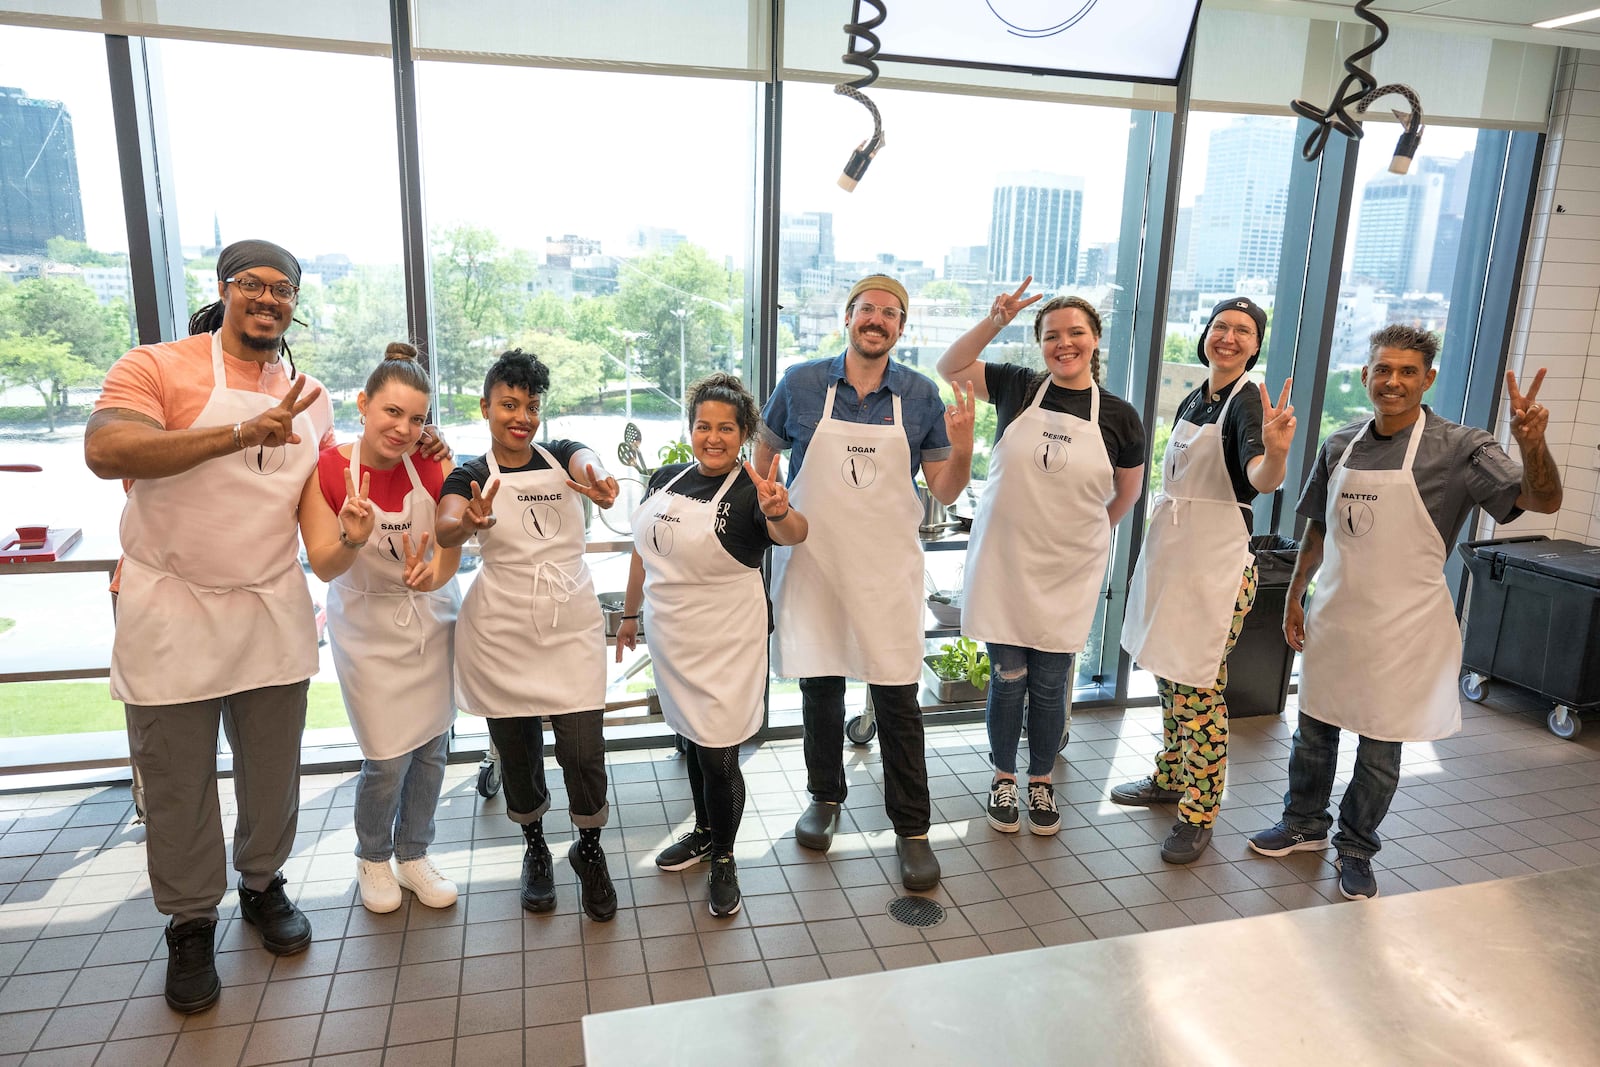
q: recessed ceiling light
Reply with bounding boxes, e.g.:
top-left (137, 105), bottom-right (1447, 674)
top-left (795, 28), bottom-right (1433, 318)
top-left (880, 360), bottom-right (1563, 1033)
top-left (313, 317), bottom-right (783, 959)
top-left (1535, 7), bottom-right (1600, 29)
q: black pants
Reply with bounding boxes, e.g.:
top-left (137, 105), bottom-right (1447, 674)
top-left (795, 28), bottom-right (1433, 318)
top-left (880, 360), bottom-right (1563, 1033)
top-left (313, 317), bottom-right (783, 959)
top-left (685, 740), bottom-right (746, 856)
top-left (799, 676), bottom-right (930, 836)
top-left (487, 711), bottom-right (609, 829)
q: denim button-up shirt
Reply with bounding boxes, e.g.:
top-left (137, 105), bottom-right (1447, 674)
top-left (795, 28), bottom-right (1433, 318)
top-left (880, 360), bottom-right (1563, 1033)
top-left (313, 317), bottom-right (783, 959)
top-left (758, 353), bottom-right (952, 486)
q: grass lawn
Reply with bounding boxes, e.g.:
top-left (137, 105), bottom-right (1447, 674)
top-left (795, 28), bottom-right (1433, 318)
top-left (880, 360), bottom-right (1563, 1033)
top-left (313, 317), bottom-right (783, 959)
top-left (0, 618), bottom-right (14, 636)
top-left (0, 681), bottom-right (352, 738)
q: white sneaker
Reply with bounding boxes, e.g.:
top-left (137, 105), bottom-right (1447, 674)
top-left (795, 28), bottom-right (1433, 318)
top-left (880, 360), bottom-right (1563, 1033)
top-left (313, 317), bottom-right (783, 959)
top-left (356, 859), bottom-right (401, 914)
top-left (396, 855), bottom-right (458, 909)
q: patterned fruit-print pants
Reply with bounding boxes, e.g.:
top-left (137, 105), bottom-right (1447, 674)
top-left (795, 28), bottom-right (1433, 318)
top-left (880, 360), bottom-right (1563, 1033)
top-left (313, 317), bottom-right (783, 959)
top-left (1151, 564), bottom-right (1258, 827)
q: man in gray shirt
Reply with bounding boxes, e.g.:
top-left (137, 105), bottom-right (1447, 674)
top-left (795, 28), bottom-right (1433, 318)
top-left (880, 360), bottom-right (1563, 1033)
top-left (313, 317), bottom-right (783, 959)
top-left (1248, 324), bottom-right (1563, 901)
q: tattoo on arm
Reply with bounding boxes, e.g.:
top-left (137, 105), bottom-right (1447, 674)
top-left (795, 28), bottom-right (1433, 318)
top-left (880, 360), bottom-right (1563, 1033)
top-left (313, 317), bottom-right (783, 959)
top-left (1519, 442), bottom-right (1563, 511)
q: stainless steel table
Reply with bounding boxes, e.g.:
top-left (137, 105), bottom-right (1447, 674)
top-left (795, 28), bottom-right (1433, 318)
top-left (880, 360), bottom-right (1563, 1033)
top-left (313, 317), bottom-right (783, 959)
top-left (584, 863), bottom-right (1600, 1066)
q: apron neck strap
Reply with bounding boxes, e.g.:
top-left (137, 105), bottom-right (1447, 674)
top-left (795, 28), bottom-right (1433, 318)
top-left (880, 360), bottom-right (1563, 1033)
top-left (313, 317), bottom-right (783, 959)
top-left (822, 380), bottom-right (902, 425)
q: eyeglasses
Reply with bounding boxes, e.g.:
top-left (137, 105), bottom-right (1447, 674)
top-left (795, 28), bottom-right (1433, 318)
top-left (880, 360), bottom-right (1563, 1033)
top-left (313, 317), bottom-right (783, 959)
top-left (1209, 323), bottom-right (1257, 340)
top-left (852, 302), bottom-right (903, 323)
top-left (227, 275), bottom-right (300, 303)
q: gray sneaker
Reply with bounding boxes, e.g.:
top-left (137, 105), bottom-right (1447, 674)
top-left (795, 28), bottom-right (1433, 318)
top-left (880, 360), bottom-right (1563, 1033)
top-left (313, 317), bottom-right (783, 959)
top-left (1109, 775), bottom-right (1182, 807)
top-left (1160, 820), bottom-right (1212, 864)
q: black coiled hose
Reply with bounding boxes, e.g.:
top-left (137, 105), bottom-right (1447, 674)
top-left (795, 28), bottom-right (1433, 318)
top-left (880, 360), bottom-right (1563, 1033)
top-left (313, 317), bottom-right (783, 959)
top-left (836, 0), bottom-right (887, 190)
top-left (1289, 0), bottom-right (1387, 162)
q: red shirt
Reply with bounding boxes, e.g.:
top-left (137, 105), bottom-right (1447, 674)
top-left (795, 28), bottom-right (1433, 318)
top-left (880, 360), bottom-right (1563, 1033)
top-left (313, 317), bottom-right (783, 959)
top-left (317, 443), bottom-right (447, 513)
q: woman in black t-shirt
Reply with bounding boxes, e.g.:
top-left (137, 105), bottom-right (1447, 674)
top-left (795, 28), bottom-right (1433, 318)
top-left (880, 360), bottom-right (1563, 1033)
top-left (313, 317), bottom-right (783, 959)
top-left (937, 281), bottom-right (1146, 844)
top-left (615, 373), bottom-right (808, 918)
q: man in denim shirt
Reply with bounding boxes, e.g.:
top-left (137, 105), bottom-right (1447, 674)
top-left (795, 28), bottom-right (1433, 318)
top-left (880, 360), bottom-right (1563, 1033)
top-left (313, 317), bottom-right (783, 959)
top-left (756, 274), bottom-right (975, 891)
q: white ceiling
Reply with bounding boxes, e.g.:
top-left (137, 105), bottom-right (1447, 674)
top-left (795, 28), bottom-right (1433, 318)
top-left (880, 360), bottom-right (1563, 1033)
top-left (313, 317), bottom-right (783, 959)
top-left (1213, 0), bottom-right (1600, 48)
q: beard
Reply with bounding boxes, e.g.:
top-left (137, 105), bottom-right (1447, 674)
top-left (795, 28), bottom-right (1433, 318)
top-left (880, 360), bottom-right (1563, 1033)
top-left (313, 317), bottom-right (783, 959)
top-left (240, 331), bottom-right (285, 353)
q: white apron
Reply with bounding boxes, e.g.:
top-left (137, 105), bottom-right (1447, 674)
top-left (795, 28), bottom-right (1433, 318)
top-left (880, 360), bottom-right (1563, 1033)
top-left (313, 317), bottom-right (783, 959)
top-left (112, 332), bottom-right (322, 705)
top-left (1122, 375), bottom-right (1256, 688)
top-left (327, 439), bottom-right (461, 760)
top-left (963, 381), bottom-right (1113, 653)
top-left (453, 444), bottom-right (605, 718)
top-left (770, 384), bottom-right (924, 685)
top-left (1298, 419), bottom-right (1461, 741)
top-left (631, 465), bottom-right (767, 747)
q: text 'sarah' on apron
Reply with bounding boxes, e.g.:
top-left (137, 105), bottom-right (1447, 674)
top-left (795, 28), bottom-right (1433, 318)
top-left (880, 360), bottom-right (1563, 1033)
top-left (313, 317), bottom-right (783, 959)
top-left (453, 443), bottom-right (605, 718)
top-left (631, 465), bottom-right (767, 747)
top-left (964, 381), bottom-right (1114, 653)
top-left (1298, 418), bottom-right (1462, 742)
top-left (327, 438), bottom-right (461, 761)
top-left (1122, 374), bottom-right (1255, 688)
top-left (113, 331), bottom-right (323, 705)
top-left (770, 383), bottom-right (924, 686)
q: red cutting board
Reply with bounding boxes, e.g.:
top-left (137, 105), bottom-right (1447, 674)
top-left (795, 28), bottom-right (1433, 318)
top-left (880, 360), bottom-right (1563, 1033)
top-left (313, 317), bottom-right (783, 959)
top-left (0, 527), bottom-right (83, 563)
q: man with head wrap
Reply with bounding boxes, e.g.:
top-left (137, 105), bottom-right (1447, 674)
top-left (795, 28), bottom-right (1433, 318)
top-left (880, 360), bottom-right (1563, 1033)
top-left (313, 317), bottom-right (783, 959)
top-left (85, 239), bottom-right (336, 1014)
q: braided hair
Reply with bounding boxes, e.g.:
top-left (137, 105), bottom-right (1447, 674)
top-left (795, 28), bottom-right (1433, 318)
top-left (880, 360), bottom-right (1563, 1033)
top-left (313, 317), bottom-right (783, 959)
top-left (1021, 295), bottom-right (1103, 406)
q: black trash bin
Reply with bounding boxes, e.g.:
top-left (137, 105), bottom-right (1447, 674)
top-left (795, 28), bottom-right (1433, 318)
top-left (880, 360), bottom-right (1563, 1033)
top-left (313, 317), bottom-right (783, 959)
top-left (1228, 534), bottom-right (1298, 717)
top-left (1458, 536), bottom-right (1600, 739)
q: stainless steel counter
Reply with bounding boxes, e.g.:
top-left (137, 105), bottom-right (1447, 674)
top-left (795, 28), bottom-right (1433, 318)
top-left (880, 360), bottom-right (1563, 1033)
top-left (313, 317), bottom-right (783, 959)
top-left (583, 863), bottom-right (1600, 1066)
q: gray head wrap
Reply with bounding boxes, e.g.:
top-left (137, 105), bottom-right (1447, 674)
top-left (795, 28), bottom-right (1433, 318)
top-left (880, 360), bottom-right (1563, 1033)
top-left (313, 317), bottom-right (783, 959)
top-left (216, 239), bottom-right (301, 286)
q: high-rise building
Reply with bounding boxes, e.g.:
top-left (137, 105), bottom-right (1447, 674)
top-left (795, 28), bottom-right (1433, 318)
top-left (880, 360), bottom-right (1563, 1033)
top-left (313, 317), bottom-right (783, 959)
top-left (1421, 152), bottom-right (1473, 294)
top-left (1351, 170), bottom-right (1445, 294)
top-left (943, 244), bottom-right (988, 284)
top-left (0, 86), bottom-right (85, 256)
top-left (987, 173), bottom-right (1083, 290)
top-left (779, 211), bottom-right (834, 292)
top-left (1190, 117), bottom-right (1294, 291)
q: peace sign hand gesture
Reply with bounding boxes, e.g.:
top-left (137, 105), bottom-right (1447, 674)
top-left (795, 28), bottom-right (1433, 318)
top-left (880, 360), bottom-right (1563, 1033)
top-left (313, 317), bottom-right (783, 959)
top-left (241, 375), bottom-right (323, 449)
top-left (944, 381), bottom-right (977, 448)
top-left (1259, 377), bottom-right (1297, 457)
top-left (1506, 369), bottom-right (1550, 449)
top-left (339, 467), bottom-right (375, 544)
top-left (401, 531), bottom-right (432, 589)
top-left (566, 464), bottom-right (620, 509)
top-left (463, 478), bottom-right (500, 533)
top-left (989, 276), bottom-right (1044, 329)
top-left (744, 455), bottom-right (792, 519)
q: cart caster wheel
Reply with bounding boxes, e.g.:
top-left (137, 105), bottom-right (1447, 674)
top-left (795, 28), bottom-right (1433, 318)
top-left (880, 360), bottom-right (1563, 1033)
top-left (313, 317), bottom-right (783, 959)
top-left (846, 715), bottom-right (877, 747)
top-left (1459, 672), bottom-right (1488, 703)
top-left (476, 758), bottom-right (502, 798)
top-left (1548, 706), bottom-right (1582, 741)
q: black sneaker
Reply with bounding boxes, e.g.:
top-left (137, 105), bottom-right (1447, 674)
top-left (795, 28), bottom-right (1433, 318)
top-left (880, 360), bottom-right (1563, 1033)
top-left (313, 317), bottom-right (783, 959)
top-left (655, 827), bottom-right (714, 872)
top-left (521, 837), bottom-right (556, 913)
top-left (568, 841), bottom-right (618, 923)
top-left (236, 873), bottom-right (311, 956)
top-left (1109, 775), bottom-right (1183, 807)
top-left (1247, 822), bottom-right (1330, 857)
top-left (707, 854), bottom-right (741, 917)
top-left (1025, 782), bottom-right (1061, 836)
top-left (986, 777), bottom-right (1021, 833)
top-left (163, 918), bottom-right (220, 1014)
top-left (1336, 854), bottom-right (1379, 900)
top-left (1160, 820), bottom-right (1213, 864)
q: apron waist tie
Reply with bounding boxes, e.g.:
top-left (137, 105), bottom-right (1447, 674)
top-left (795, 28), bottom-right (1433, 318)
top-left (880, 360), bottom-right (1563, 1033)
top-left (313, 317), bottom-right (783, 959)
top-left (132, 557), bottom-right (277, 595)
top-left (532, 559), bottom-right (583, 635)
top-left (392, 590), bottom-right (427, 656)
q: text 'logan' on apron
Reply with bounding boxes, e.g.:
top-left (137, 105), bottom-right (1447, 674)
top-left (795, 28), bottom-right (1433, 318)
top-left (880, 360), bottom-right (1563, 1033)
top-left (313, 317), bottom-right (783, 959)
top-left (1298, 418), bottom-right (1462, 741)
top-left (1121, 374), bottom-right (1255, 688)
top-left (770, 384), bottom-right (924, 686)
top-left (327, 438), bottom-right (461, 761)
top-left (454, 443), bottom-right (605, 718)
top-left (113, 332), bottom-right (321, 705)
top-left (963, 381), bottom-right (1113, 653)
top-left (632, 466), bottom-right (767, 747)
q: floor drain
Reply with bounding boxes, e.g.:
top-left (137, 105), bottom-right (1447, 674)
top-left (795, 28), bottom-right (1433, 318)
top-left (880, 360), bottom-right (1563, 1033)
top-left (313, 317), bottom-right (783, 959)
top-left (887, 895), bottom-right (946, 927)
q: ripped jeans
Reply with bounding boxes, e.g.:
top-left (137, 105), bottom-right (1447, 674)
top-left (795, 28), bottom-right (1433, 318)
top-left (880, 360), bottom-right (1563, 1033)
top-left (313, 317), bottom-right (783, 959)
top-left (985, 644), bottom-right (1073, 779)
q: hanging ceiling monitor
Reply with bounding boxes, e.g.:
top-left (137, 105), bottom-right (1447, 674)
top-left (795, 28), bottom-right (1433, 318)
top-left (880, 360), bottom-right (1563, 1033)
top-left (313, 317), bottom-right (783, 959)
top-left (875, 0), bottom-right (1202, 86)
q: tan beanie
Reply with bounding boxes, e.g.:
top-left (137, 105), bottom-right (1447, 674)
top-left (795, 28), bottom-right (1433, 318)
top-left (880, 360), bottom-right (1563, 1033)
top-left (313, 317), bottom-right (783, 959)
top-left (845, 274), bottom-right (909, 314)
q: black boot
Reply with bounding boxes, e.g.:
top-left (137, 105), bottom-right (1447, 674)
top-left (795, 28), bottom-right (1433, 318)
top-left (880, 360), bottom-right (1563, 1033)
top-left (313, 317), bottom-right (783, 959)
top-left (568, 828), bottom-right (617, 923)
top-left (521, 822), bottom-right (556, 913)
top-left (236, 872), bottom-right (312, 955)
top-left (164, 918), bottom-right (221, 1014)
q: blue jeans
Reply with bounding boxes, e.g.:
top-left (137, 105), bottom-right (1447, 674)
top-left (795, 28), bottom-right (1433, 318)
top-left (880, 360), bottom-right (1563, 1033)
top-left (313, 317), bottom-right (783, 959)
top-left (1281, 712), bottom-right (1402, 859)
top-left (353, 731), bottom-right (449, 862)
top-left (985, 644), bottom-right (1072, 779)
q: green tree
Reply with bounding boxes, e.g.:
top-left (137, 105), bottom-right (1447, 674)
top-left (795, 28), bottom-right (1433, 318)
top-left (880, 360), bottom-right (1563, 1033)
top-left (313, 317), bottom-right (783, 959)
top-left (920, 279), bottom-right (973, 307)
top-left (1164, 330), bottom-right (1197, 364)
top-left (431, 226), bottom-right (534, 396)
top-left (513, 330), bottom-right (606, 418)
top-left (2, 276), bottom-right (125, 371)
top-left (44, 237), bottom-right (119, 267)
top-left (298, 269), bottom-right (409, 396)
top-left (0, 333), bottom-right (97, 430)
top-left (525, 291), bottom-right (570, 334)
top-left (614, 244), bottom-right (737, 405)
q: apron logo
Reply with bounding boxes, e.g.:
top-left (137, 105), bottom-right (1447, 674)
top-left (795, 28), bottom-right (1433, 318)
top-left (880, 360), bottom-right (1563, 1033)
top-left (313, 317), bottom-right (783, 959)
top-left (244, 442), bottom-right (285, 476)
top-left (1033, 440), bottom-right (1069, 473)
top-left (646, 520), bottom-right (675, 555)
top-left (380, 534), bottom-right (403, 562)
top-left (521, 502), bottom-right (561, 540)
top-left (1341, 500), bottom-right (1376, 537)
top-left (1167, 440), bottom-right (1189, 482)
top-left (841, 454), bottom-right (878, 488)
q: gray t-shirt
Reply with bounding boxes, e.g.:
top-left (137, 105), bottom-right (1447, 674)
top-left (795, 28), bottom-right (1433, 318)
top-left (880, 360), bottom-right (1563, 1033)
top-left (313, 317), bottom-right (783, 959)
top-left (1298, 408), bottom-right (1524, 548)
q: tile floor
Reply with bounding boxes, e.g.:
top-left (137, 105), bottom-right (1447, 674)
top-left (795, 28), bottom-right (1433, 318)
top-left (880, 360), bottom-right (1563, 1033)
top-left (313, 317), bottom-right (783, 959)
top-left (2, 686), bottom-right (1599, 1066)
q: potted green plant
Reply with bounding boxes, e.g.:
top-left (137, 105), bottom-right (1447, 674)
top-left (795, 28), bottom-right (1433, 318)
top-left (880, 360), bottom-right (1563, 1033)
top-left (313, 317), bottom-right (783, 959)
top-left (924, 637), bottom-right (991, 703)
